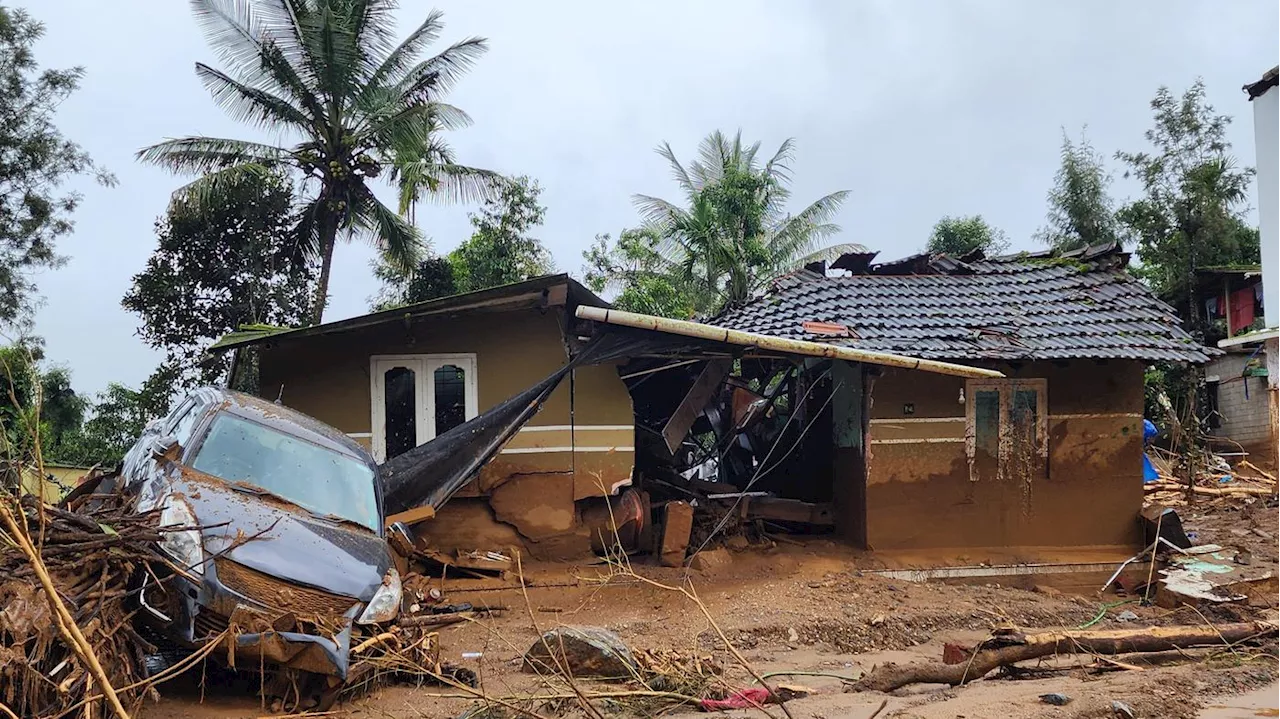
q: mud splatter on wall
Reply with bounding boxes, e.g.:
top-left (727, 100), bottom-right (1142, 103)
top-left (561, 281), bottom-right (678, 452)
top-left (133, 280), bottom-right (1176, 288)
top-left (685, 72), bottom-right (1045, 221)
top-left (863, 360), bottom-right (1144, 553)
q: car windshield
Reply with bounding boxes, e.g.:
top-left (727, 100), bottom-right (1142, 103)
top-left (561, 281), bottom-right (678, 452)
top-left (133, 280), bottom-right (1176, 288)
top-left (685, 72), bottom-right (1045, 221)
top-left (191, 413), bottom-right (380, 532)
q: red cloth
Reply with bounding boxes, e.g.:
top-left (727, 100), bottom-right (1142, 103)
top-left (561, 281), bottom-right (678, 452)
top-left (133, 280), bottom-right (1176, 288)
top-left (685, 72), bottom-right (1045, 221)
top-left (700, 688), bottom-right (770, 711)
top-left (1229, 287), bottom-right (1255, 332)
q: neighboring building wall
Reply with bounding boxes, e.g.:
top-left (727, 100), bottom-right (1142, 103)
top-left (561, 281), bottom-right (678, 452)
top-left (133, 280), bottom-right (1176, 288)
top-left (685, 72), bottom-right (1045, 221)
top-left (864, 360), bottom-right (1144, 554)
top-left (257, 306), bottom-right (635, 558)
top-left (1207, 352), bottom-right (1273, 447)
top-left (1253, 83), bottom-right (1278, 327)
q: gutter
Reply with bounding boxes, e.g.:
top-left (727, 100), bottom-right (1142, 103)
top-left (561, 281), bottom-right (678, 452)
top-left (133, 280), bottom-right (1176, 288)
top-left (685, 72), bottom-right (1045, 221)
top-left (576, 306), bottom-right (1005, 379)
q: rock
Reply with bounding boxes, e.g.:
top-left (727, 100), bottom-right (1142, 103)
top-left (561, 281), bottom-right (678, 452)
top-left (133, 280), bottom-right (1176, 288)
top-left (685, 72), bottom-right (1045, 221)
top-left (1110, 700), bottom-right (1135, 718)
top-left (522, 626), bottom-right (637, 678)
top-left (787, 627), bottom-right (799, 643)
top-left (687, 548), bottom-right (732, 572)
top-left (724, 535), bottom-right (751, 551)
top-left (1114, 610), bottom-right (1139, 623)
top-left (1039, 693), bottom-right (1072, 706)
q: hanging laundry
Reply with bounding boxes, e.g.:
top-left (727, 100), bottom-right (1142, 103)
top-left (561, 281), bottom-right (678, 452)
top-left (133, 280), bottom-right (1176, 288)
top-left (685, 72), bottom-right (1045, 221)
top-left (1229, 286), bottom-right (1255, 332)
top-left (1205, 295), bottom-right (1220, 318)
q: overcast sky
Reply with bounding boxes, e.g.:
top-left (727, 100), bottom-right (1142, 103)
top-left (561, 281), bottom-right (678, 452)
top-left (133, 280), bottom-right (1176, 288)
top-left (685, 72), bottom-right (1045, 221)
top-left (29, 0), bottom-right (1280, 394)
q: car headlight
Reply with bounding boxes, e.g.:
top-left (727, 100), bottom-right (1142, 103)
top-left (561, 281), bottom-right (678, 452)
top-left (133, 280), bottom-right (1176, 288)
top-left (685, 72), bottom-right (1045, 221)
top-left (357, 568), bottom-right (402, 625)
top-left (158, 498), bottom-right (205, 575)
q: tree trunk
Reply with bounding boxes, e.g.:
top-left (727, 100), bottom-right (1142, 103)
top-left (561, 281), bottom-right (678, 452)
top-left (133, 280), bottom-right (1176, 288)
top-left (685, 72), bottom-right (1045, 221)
top-left (311, 218), bottom-right (338, 325)
top-left (850, 622), bottom-right (1277, 693)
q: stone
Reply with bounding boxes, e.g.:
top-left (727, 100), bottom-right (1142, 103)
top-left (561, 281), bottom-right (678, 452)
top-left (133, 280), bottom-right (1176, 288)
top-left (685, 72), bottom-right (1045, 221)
top-left (1039, 693), bottom-right (1073, 706)
top-left (724, 534), bottom-right (751, 551)
top-left (1110, 700), bottom-right (1136, 718)
top-left (686, 547), bottom-right (732, 571)
top-left (1114, 610), bottom-right (1139, 623)
top-left (522, 626), bottom-right (636, 679)
top-left (658, 501), bottom-right (694, 567)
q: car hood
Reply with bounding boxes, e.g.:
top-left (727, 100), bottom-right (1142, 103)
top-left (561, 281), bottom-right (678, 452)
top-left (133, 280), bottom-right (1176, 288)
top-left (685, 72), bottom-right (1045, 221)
top-left (173, 471), bottom-right (392, 601)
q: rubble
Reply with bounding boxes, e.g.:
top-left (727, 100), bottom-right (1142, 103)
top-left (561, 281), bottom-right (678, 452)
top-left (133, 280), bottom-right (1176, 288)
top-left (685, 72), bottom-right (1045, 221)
top-left (0, 485), bottom-right (175, 718)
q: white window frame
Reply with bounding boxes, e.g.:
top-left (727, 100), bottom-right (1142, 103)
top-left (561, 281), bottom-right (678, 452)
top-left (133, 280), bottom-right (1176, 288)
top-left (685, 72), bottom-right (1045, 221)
top-left (370, 354), bottom-right (478, 462)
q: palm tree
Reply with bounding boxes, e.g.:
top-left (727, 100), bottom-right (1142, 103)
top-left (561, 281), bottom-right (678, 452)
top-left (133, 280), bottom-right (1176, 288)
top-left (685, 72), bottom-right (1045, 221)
top-left (633, 130), bottom-right (856, 314)
top-left (138, 0), bottom-right (503, 323)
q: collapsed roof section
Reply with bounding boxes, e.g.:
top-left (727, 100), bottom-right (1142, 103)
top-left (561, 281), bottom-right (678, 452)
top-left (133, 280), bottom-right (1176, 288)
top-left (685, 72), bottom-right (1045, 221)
top-left (713, 242), bottom-right (1218, 363)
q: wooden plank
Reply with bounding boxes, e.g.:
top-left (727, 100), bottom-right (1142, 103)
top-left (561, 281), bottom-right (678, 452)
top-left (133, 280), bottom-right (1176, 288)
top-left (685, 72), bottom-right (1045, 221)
top-left (662, 360), bottom-right (730, 454)
top-left (746, 497), bottom-right (835, 526)
top-left (386, 505), bottom-right (437, 527)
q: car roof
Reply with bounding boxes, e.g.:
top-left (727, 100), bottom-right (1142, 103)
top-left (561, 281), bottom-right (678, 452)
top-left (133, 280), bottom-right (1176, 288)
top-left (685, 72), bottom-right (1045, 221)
top-left (195, 387), bottom-right (374, 466)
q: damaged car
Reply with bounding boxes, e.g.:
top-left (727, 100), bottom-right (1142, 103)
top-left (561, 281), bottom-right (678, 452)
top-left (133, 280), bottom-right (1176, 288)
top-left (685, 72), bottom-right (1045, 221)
top-left (114, 386), bottom-right (401, 686)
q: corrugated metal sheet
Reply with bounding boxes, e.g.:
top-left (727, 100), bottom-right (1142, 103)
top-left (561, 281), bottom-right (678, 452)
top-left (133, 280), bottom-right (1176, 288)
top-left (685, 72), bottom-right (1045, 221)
top-left (714, 247), bottom-right (1217, 363)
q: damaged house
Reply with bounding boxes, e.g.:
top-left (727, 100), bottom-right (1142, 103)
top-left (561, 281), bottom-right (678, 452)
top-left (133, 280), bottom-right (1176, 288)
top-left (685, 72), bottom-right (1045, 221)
top-left (209, 275), bottom-right (639, 559)
top-left (207, 274), bottom-right (998, 563)
top-left (208, 243), bottom-right (1212, 569)
top-left (703, 242), bottom-right (1216, 561)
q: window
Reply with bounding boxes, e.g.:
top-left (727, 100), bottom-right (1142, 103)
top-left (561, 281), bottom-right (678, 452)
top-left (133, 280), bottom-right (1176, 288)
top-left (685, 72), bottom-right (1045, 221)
top-left (432, 364), bottom-right (468, 436)
top-left (965, 379), bottom-right (1047, 484)
top-left (166, 398), bottom-right (202, 448)
top-left (383, 366), bottom-right (418, 460)
top-left (370, 355), bottom-right (478, 462)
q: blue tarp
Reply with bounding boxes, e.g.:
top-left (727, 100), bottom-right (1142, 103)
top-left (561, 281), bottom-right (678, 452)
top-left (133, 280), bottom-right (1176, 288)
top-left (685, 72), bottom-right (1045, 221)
top-left (1142, 419), bottom-right (1159, 483)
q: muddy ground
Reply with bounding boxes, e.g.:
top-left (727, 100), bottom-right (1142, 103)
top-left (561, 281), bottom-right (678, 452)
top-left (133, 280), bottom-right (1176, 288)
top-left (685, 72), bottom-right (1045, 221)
top-left (144, 499), bottom-right (1279, 719)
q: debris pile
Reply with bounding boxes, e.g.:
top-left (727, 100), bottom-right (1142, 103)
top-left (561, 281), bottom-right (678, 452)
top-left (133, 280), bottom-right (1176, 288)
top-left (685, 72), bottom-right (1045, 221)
top-left (0, 485), bottom-right (175, 718)
top-left (1144, 450), bottom-right (1278, 503)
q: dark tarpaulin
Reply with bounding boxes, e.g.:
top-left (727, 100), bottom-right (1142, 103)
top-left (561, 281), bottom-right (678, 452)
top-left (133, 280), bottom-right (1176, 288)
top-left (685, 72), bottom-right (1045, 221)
top-left (379, 328), bottom-right (719, 515)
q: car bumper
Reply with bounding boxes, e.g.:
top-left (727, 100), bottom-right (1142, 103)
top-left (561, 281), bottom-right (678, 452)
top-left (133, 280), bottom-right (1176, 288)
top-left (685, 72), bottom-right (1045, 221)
top-left (148, 565), bottom-right (360, 679)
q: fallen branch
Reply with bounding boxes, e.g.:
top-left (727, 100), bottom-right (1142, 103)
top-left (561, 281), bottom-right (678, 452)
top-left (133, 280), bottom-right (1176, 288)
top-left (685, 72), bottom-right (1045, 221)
top-left (850, 622), bottom-right (1278, 693)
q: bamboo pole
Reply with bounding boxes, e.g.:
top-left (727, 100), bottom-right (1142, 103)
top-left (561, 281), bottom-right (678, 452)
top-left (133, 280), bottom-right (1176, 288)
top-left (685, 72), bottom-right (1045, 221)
top-left (575, 306), bottom-right (1005, 379)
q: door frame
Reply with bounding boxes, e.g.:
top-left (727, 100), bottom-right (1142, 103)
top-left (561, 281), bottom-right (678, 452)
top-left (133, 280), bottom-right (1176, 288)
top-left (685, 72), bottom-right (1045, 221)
top-left (369, 353), bottom-right (479, 462)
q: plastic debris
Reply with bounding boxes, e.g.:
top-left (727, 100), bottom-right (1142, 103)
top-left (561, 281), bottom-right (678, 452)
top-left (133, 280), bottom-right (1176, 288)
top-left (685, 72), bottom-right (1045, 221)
top-left (1111, 699), bottom-right (1136, 718)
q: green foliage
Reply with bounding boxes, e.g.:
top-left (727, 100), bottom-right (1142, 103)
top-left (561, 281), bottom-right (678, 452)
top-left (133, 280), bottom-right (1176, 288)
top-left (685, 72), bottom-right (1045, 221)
top-left (1036, 129), bottom-right (1122, 251)
top-left (38, 366), bottom-right (87, 450)
top-left (0, 7), bottom-right (113, 330)
top-left (448, 176), bottom-right (554, 293)
top-left (371, 254), bottom-right (457, 310)
top-left (136, 1), bottom-right (504, 323)
top-left (925, 215), bottom-right (1009, 256)
top-left (43, 367), bottom-right (175, 468)
top-left (122, 171), bottom-right (315, 391)
top-left (1116, 79), bottom-right (1260, 334)
top-left (582, 228), bottom-right (696, 318)
top-left (631, 131), bottom-right (854, 315)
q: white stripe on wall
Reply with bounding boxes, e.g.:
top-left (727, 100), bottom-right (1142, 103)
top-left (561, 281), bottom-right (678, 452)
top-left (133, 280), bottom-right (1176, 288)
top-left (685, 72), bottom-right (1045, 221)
top-left (1048, 413), bottom-right (1142, 420)
top-left (870, 417), bottom-right (965, 424)
top-left (518, 425), bottom-right (634, 432)
top-left (870, 437), bottom-right (965, 445)
top-left (347, 432), bottom-right (373, 439)
top-left (499, 446), bottom-right (636, 454)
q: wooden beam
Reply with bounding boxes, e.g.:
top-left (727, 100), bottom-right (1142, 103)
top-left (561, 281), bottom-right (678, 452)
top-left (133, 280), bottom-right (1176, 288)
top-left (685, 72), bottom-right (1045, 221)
top-left (662, 360), bottom-right (730, 454)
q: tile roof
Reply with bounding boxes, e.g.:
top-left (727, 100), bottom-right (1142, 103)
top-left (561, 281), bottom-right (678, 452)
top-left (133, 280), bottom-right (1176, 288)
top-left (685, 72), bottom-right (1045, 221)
top-left (713, 243), bottom-right (1217, 363)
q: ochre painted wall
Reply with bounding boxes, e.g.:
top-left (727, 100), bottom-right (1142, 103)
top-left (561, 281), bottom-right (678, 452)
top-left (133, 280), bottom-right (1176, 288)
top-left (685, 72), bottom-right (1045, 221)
top-left (864, 360), bottom-right (1144, 553)
top-left (256, 306), bottom-right (635, 556)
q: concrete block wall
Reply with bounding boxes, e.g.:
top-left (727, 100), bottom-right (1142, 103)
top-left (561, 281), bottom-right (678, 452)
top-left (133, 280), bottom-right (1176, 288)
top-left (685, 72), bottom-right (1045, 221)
top-left (1208, 352), bottom-right (1272, 444)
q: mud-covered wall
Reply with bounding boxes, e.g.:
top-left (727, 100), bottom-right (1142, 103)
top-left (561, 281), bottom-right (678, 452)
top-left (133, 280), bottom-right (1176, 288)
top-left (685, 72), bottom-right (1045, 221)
top-left (864, 360), bottom-right (1144, 553)
top-left (257, 305), bottom-right (635, 558)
